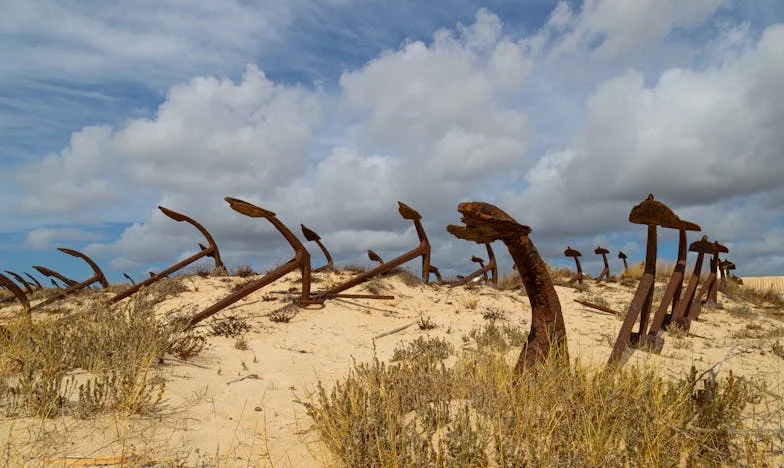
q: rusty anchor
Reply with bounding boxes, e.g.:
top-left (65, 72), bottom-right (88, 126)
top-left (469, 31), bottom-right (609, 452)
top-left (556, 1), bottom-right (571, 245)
top-left (449, 243), bottom-right (498, 287)
top-left (448, 202), bottom-right (567, 370)
top-left (301, 225), bottom-right (334, 273)
top-left (669, 236), bottom-right (715, 330)
top-left (565, 247), bottom-right (584, 285)
top-left (687, 241), bottom-right (728, 326)
top-left (309, 202), bottom-right (433, 302)
top-left (719, 260), bottom-right (735, 292)
top-left (50, 279), bottom-right (62, 289)
top-left (618, 251), bottom-right (629, 272)
top-left (594, 246), bottom-right (611, 282)
top-left (123, 273), bottom-right (136, 285)
top-left (24, 272), bottom-right (43, 290)
top-left (184, 197), bottom-right (314, 329)
top-left (643, 218), bottom-right (701, 350)
top-left (705, 242), bottom-right (728, 306)
top-left (608, 194), bottom-right (693, 365)
top-left (34, 266), bottom-right (79, 287)
top-left (110, 206), bottom-right (224, 303)
top-left (0, 272), bottom-right (31, 321)
top-left (4, 271), bottom-right (34, 295)
top-left (31, 248), bottom-right (109, 310)
top-left (428, 265), bottom-right (444, 283)
top-left (367, 249), bottom-right (385, 266)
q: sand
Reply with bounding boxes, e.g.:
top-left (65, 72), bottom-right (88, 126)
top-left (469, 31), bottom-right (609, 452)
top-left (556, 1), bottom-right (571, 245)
top-left (1, 270), bottom-right (782, 466)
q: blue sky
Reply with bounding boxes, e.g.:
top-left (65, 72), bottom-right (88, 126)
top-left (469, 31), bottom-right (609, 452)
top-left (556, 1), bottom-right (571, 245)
top-left (1, 0), bottom-right (783, 285)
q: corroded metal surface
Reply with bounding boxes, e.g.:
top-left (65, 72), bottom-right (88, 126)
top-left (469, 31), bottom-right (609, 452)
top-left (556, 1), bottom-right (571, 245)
top-left (618, 251), bottom-right (629, 272)
top-left (34, 266), bottom-right (78, 287)
top-left (645, 219), bottom-right (701, 348)
top-left (565, 246), bottom-right (584, 285)
top-left (310, 202), bottom-right (432, 302)
top-left (367, 249), bottom-right (384, 266)
top-left (449, 243), bottom-right (498, 287)
top-left (301, 224), bottom-right (334, 273)
top-left (609, 194), bottom-right (691, 365)
top-left (594, 246), bottom-right (610, 282)
top-left (670, 236), bottom-right (715, 329)
top-left (689, 241), bottom-right (728, 325)
top-left (185, 197), bottom-right (312, 329)
top-left (448, 201), bottom-right (567, 370)
top-left (0, 272), bottom-right (30, 320)
top-left (32, 248), bottom-right (109, 310)
top-left (4, 271), bottom-right (33, 295)
top-left (24, 272), bottom-right (43, 290)
top-left (110, 206), bottom-right (224, 303)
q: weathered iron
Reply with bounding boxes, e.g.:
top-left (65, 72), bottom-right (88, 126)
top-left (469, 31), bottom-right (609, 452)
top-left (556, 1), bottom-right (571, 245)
top-left (669, 236), bottom-right (715, 329)
top-left (447, 201), bottom-right (568, 371)
top-left (430, 265), bottom-right (445, 283)
top-left (24, 272), bottom-right (43, 290)
top-left (123, 273), bottom-right (136, 285)
top-left (688, 241), bottom-right (728, 325)
top-left (184, 197), bottom-right (313, 330)
top-left (34, 266), bottom-right (79, 287)
top-left (608, 194), bottom-right (695, 365)
top-left (449, 243), bottom-right (498, 287)
top-left (706, 242), bottom-right (728, 306)
top-left (110, 206), bottom-right (224, 303)
top-left (4, 271), bottom-right (34, 295)
top-left (574, 299), bottom-right (620, 316)
top-left (594, 246), bottom-right (611, 282)
top-left (719, 260), bottom-right (736, 292)
top-left (643, 218), bottom-right (701, 350)
top-left (367, 249), bottom-right (384, 266)
top-left (32, 248), bottom-right (109, 310)
top-left (50, 279), bottom-right (62, 289)
top-left (301, 224), bottom-right (334, 273)
top-left (564, 246), bottom-right (584, 285)
top-left (618, 251), bottom-right (629, 272)
top-left (0, 272), bottom-right (30, 321)
top-left (309, 202), bottom-right (432, 302)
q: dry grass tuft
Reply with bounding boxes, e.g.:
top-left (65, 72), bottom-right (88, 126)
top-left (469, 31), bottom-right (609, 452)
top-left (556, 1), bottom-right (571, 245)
top-left (234, 264), bottom-right (256, 278)
top-left (497, 272), bottom-right (521, 291)
top-left (303, 331), bottom-right (772, 466)
top-left (0, 298), bottom-right (172, 419)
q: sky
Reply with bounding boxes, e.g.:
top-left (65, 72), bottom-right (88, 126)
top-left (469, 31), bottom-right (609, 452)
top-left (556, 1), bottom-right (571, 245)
top-left (1, 0), bottom-right (783, 286)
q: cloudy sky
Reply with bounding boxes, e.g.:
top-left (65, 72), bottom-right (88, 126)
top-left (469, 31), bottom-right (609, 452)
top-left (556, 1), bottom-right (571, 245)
top-left (2, 0), bottom-right (783, 285)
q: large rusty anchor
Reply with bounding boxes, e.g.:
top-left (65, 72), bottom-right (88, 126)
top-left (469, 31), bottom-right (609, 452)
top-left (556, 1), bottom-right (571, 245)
top-left (565, 247), bottom-right (584, 285)
top-left (449, 243), bottom-right (498, 287)
top-left (33, 266), bottom-right (79, 287)
top-left (447, 202), bottom-right (568, 370)
top-left (110, 206), bottom-right (224, 303)
top-left (309, 202), bottom-right (433, 302)
top-left (0, 272), bottom-right (31, 321)
top-left (4, 271), bottom-right (34, 295)
top-left (301, 225), bottom-right (334, 273)
top-left (608, 194), bottom-right (695, 365)
top-left (32, 248), bottom-right (109, 310)
top-left (719, 259), bottom-right (735, 293)
top-left (643, 217), bottom-right (701, 350)
top-left (686, 240), bottom-right (728, 326)
top-left (669, 236), bottom-right (714, 329)
top-left (594, 246), bottom-right (610, 282)
top-left (184, 197), bottom-right (313, 329)
top-left (704, 242), bottom-right (728, 307)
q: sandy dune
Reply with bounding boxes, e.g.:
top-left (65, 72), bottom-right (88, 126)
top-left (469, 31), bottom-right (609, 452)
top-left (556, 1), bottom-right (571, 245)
top-left (1, 270), bottom-right (783, 466)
